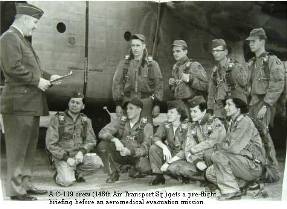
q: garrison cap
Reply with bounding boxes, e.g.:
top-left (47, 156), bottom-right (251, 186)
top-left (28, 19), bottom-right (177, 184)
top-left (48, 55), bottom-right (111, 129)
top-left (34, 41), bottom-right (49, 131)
top-left (187, 96), bottom-right (206, 108)
top-left (130, 34), bottom-right (145, 42)
top-left (211, 39), bottom-right (226, 50)
top-left (227, 90), bottom-right (247, 105)
top-left (172, 40), bottom-right (188, 48)
top-left (246, 28), bottom-right (267, 40)
top-left (15, 3), bottom-right (44, 19)
top-left (71, 91), bottom-right (84, 98)
top-left (123, 97), bottom-right (143, 109)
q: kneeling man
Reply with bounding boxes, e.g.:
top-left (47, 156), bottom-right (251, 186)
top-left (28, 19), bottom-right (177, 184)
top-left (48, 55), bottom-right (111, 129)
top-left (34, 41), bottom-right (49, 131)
top-left (46, 92), bottom-right (99, 187)
top-left (98, 97), bottom-right (153, 183)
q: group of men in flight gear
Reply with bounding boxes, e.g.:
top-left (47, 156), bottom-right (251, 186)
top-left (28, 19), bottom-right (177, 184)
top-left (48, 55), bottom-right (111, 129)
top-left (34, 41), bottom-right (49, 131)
top-left (45, 27), bottom-right (286, 201)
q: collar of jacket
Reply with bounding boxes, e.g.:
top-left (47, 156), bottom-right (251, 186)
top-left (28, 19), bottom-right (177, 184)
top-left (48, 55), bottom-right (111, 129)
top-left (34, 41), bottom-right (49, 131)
top-left (127, 118), bottom-right (141, 129)
top-left (65, 110), bottom-right (82, 122)
top-left (10, 25), bottom-right (24, 37)
top-left (175, 55), bottom-right (190, 67)
top-left (197, 113), bottom-right (210, 125)
top-left (257, 51), bottom-right (269, 59)
top-left (216, 57), bottom-right (231, 69)
top-left (229, 113), bottom-right (244, 128)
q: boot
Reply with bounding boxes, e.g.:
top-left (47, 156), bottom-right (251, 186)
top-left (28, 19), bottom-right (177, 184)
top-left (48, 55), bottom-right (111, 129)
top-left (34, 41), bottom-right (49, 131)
top-left (128, 166), bottom-right (146, 178)
top-left (106, 171), bottom-right (120, 183)
top-left (150, 174), bottom-right (165, 185)
top-left (75, 170), bottom-right (86, 183)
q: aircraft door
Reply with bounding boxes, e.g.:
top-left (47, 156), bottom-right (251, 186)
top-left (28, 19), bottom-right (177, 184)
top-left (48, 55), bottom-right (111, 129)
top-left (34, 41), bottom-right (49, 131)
top-left (86, 1), bottom-right (158, 103)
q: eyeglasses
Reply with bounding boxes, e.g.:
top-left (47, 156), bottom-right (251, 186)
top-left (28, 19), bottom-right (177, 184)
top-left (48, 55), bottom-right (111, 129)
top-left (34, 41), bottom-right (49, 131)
top-left (212, 49), bottom-right (225, 53)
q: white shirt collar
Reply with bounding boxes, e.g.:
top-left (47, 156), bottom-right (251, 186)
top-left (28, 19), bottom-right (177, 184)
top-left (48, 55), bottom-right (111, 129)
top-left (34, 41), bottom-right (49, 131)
top-left (130, 121), bottom-right (137, 129)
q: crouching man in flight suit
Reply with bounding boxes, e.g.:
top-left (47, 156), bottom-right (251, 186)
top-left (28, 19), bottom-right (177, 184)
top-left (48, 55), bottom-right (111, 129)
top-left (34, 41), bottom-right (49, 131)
top-left (164, 96), bottom-right (226, 182)
top-left (149, 101), bottom-right (188, 185)
top-left (46, 92), bottom-right (100, 187)
top-left (98, 97), bottom-right (153, 183)
top-left (205, 91), bottom-right (266, 200)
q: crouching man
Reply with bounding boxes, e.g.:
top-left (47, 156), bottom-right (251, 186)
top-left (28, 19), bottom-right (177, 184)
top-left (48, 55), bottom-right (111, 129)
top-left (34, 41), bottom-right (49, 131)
top-left (98, 97), bottom-right (153, 183)
top-left (46, 92), bottom-right (99, 187)
top-left (205, 91), bottom-right (266, 200)
top-left (149, 101), bottom-right (188, 185)
top-left (164, 96), bottom-right (226, 182)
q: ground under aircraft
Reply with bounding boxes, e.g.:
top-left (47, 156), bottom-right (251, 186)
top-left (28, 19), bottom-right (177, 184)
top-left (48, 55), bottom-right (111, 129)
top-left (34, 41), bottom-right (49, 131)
top-left (0, 1), bottom-right (286, 141)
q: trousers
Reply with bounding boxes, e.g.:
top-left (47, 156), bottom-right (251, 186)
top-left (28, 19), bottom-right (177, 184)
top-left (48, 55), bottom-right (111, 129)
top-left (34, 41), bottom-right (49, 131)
top-left (3, 114), bottom-right (39, 196)
top-left (205, 150), bottom-right (262, 194)
top-left (54, 154), bottom-right (102, 187)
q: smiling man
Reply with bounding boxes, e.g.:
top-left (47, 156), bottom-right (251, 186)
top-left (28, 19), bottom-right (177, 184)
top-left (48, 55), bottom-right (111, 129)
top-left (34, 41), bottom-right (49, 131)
top-left (112, 34), bottom-right (163, 122)
top-left (46, 92), bottom-right (99, 187)
top-left (207, 39), bottom-right (248, 120)
top-left (98, 97), bottom-right (153, 183)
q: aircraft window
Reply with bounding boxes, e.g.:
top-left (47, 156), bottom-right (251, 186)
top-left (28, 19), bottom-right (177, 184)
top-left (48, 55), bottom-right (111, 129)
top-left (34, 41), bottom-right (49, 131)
top-left (56, 22), bottom-right (66, 33)
top-left (124, 31), bottom-right (132, 41)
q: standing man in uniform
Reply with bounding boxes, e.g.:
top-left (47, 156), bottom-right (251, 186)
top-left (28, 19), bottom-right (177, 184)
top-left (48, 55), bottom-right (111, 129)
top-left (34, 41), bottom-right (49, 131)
top-left (246, 28), bottom-right (285, 128)
top-left (149, 101), bottom-right (188, 185)
top-left (205, 92), bottom-right (266, 200)
top-left (98, 97), bottom-right (153, 183)
top-left (168, 40), bottom-right (208, 119)
top-left (0, 3), bottom-right (62, 200)
top-left (207, 39), bottom-right (248, 120)
top-left (46, 92), bottom-right (99, 187)
top-left (246, 28), bottom-right (284, 181)
top-left (164, 96), bottom-right (226, 182)
top-left (112, 34), bottom-right (163, 122)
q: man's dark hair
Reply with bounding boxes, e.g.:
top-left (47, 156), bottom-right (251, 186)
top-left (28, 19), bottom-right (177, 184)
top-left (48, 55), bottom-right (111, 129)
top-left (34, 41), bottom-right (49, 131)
top-left (69, 97), bottom-right (85, 104)
top-left (198, 102), bottom-right (207, 112)
top-left (175, 107), bottom-right (188, 122)
top-left (228, 98), bottom-right (248, 114)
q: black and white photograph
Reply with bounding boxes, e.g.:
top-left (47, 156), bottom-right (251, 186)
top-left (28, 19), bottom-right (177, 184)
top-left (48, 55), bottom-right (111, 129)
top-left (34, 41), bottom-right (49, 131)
top-left (0, 0), bottom-right (286, 205)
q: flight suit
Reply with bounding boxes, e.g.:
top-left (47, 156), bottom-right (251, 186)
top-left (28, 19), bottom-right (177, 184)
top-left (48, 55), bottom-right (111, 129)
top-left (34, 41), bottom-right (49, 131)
top-left (205, 114), bottom-right (265, 195)
top-left (112, 56), bottom-right (163, 121)
top-left (167, 114), bottom-right (226, 179)
top-left (248, 52), bottom-right (285, 127)
top-left (98, 117), bottom-right (153, 176)
top-left (46, 111), bottom-right (99, 187)
top-left (207, 58), bottom-right (248, 119)
top-left (0, 26), bottom-right (51, 196)
top-left (149, 121), bottom-right (188, 174)
top-left (169, 56), bottom-right (208, 100)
